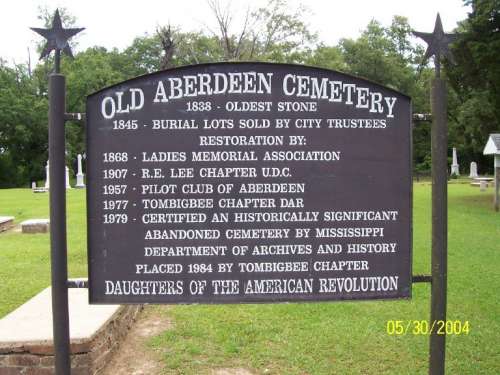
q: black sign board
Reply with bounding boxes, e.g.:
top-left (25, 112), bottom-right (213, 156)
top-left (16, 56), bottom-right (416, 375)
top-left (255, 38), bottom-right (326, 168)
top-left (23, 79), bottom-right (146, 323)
top-left (86, 63), bottom-right (412, 304)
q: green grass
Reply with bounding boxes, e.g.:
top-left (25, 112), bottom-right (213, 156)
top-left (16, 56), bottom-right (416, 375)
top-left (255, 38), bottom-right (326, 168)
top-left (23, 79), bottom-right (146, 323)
top-left (0, 189), bottom-right (88, 316)
top-left (0, 185), bottom-right (499, 374)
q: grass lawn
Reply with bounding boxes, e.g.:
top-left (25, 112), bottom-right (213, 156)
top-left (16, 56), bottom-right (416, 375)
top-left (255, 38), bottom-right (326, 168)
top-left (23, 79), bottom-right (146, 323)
top-left (0, 189), bottom-right (88, 316)
top-left (0, 183), bottom-right (499, 374)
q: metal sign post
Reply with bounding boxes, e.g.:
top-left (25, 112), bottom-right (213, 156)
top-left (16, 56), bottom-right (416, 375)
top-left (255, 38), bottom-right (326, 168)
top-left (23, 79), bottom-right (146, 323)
top-left (31, 10), bottom-right (84, 375)
top-left (48, 70), bottom-right (71, 374)
top-left (429, 73), bottom-right (448, 375)
top-left (414, 14), bottom-right (457, 375)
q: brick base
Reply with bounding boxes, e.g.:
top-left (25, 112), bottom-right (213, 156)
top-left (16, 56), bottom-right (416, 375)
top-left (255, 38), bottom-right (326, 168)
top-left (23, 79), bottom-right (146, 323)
top-left (0, 305), bottom-right (142, 375)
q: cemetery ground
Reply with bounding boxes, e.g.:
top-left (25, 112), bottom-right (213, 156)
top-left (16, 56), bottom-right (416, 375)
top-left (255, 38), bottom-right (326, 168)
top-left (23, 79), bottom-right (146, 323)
top-left (0, 182), bottom-right (499, 374)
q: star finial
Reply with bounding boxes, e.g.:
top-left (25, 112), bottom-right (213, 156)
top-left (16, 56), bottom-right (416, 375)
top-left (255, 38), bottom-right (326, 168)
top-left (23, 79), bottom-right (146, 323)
top-left (413, 13), bottom-right (458, 77)
top-left (31, 9), bottom-right (84, 70)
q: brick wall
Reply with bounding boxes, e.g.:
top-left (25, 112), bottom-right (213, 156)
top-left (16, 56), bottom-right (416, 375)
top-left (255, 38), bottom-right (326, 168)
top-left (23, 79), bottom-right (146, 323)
top-left (0, 305), bottom-right (142, 375)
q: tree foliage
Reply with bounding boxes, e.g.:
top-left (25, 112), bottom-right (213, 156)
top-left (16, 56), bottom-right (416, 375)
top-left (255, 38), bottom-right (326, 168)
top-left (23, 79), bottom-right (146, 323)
top-left (447, 0), bottom-right (500, 173)
top-left (0, 1), bottom-right (496, 186)
top-left (206, 0), bottom-right (316, 62)
top-left (0, 63), bottom-right (48, 187)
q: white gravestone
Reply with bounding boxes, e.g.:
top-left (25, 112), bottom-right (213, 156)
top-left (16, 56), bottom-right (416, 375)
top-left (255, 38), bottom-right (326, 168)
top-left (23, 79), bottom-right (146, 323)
top-left (451, 147), bottom-right (460, 176)
top-left (44, 160), bottom-right (50, 189)
top-left (44, 161), bottom-right (72, 189)
top-left (65, 166), bottom-right (72, 189)
top-left (31, 181), bottom-right (36, 190)
top-left (75, 154), bottom-right (86, 188)
top-left (469, 161), bottom-right (478, 178)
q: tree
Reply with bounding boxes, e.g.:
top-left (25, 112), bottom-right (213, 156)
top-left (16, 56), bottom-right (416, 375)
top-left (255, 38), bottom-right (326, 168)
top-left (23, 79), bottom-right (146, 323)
top-left (63, 47), bottom-right (137, 166)
top-left (0, 63), bottom-right (48, 187)
top-left (25, 43), bottom-right (138, 181)
top-left (305, 44), bottom-right (346, 71)
top-left (340, 17), bottom-right (424, 92)
top-left (123, 0), bottom-right (317, 69)
top-left (124, 34), bottom-right (165, 74)
top-left (4, 4), bottom-right (481, 187)
top-left (206, 0), bottom-right (316, 62)
top-left (446, 0), bottom-right (500, 173)
top-left (337, 17), bottom-right (432, 172)
top-left (158, 26), bottom-right (175, 70)
top-left (124, 31), bottom-right (225, 71)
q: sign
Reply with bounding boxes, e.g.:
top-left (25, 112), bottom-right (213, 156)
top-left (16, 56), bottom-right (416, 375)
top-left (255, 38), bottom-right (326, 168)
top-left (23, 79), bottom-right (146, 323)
top-left (86, 63), bottom-right (412, 304)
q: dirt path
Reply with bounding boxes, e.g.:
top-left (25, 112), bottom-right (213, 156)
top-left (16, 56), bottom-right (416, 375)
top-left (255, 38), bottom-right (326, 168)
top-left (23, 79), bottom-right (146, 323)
top-left (100, 306), bottom-right (255, 375)
top-left (100, 306), bottom-right (172, 375)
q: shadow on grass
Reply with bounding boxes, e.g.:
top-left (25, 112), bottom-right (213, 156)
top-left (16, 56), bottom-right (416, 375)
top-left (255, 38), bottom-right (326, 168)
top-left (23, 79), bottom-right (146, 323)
top-left (452, 191), bottom-right (495, 208)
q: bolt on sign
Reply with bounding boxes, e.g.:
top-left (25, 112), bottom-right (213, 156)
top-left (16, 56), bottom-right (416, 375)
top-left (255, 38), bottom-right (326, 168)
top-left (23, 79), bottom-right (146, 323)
top-left (86, 63), bottom-right (412, 304)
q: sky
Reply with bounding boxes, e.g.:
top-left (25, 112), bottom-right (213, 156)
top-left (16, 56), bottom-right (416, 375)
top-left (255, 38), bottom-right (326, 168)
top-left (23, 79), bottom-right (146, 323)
top-left (0, 0), bottom-right (470, 65)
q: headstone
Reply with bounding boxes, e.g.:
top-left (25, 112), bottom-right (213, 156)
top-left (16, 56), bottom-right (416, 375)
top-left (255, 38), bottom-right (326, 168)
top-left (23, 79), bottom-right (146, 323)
top-left (21, 219), bottom-right (50, 234)
top-left (75, 154), bottom-right (86, 188)
top-left (469, 162), bottom-right (478, 178)
top-left (451, 147), bottom-right (460, 176)
top-left (0, 216), bottom-right (14, 232)
top-left (480, 180), bottom-right (487, 192)
top-left (44, 160), bottom-right (50, 189)
top-left (494, 157), bottom-right (500, 212)
top-left (65, 166), bottom-right (72, 189)
top-left (31, 182), bottom-right (36, 190)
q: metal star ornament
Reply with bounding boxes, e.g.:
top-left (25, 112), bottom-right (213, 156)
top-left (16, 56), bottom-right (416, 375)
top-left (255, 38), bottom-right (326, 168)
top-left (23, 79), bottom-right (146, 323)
top-left (413, 13), bottom-right (458, 76)
top-left (31, 9), bottom-right (84, 66)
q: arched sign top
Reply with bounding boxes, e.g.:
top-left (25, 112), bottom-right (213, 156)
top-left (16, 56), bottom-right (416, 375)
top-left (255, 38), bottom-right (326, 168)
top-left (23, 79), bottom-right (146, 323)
top-left (86, 62), bottom-right (412, 304)
top-left (88, 62), bottom-right (410, 99)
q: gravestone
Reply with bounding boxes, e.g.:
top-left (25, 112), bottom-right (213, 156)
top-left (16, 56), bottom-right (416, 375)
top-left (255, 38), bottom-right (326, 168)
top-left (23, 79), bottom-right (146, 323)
top-left (33, 183), bottom-right (48, 193)
top-left (469, 162), bottom-right (478, 178)
top-left (75, 154), bottom-right (86, 188)
top-left (32, 180), bottom-right (47, 193)
top-left (44, 160), bottom-right (50, 189)
top-left (42, 160), bottom-right (72, 190)
top-left (65, 166), bottom-right (72, 189)
top-left (480, 180), bottom-right (487, 192)
top-left (21, 219), bottom-right (50, 233)
top-left (482, 133), bottom-right (500, 211)
top-left (451, 147), bottom-right (460, 176)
